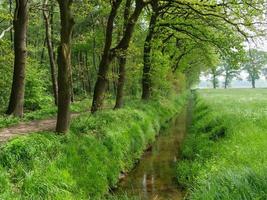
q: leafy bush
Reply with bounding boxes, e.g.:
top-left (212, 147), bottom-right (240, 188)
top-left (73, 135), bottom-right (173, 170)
top-left (0, 40), bottom-right (13, 112)
top-left (0, 46), bottom-right (52, 112)
top-left (24, 60), bottom-right (52, 111)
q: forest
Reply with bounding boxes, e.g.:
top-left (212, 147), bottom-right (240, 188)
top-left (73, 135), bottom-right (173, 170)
top-left (0, 0), bottom-right (266, 199)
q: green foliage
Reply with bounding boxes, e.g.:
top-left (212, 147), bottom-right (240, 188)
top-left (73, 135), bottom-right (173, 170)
top-left (0, 50), bottom-right (51, 113)
top-left (24, 60), bottom-right (52, 111)
top-left (176, 89), bottom-right (267, 199)
top-left (0, 40), bottom-right (13, 112)
top-left (0, 93), bottom-right (188, 199)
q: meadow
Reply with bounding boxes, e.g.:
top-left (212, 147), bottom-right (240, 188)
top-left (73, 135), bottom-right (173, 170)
top-left (177, 89), bottom-right (267, 199)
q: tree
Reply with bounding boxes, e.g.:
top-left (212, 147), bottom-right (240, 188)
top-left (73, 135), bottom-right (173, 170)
top-left (114, 0), bottom-right (132, 109)
top-left (6, 0), bottom-right (29, 117)
top-left (91, 0), bottom-right (147, 113)
top-left (210, 67), bottom-right (223, 89)
top-left (43, 0), bottom-right (58, 105)
top-left (90, 0), bottom-right (122, 113)
top-left (141, 0), bottom-right (159, 100)
top-left (243, 49), bottom-right (267, 88)
top-left (56, 0), bottom-right (74, 133)
top-left (221, 59), bottom-right (240, 89)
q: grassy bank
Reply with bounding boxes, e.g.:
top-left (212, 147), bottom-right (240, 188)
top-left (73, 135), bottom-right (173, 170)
top-left (177, 89), bottom-right (267, 200)
top-left (0, 93), bottom-right (187, 199)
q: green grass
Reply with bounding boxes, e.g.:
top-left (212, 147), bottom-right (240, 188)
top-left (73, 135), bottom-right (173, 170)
top-left (0, 98), bottom-right (91, 129)
top-left (0, 92), bottom-right (188, 199)
top-left (176, 89), bottom-right (267, 200)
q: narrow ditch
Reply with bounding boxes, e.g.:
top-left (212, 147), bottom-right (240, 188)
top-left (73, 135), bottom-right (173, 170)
top-left (113, 103), bottom-right (192, 200)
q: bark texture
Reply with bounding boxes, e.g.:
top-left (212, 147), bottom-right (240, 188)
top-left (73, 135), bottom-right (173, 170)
top-left (114, 0), bottom-right (132, 109)
top-left (56, 0), bottom-right (74, 133)
top-left (142, 2), bottom-right (158, 100)
top-left (6, 0), bottom-right (29, 117)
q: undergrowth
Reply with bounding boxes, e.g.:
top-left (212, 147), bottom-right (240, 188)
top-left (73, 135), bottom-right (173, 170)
top-left (176, 89), bottom-right (267, 200)
top-left (0, 99), bottom-right (91, 129)
top-left (0, 93), bottom-right (188, 199)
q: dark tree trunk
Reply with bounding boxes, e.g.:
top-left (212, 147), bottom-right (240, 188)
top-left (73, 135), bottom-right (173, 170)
top-left (114, 0), bottom-right (132, 109)
top-left (91, 0), bottom-right (145, 112)
top-left (112, 63), bottom-right (118, 95)
top-left (56, 0), bottom-right (74, 133)
top-left (252, 78), bottom-right (256, 88)
top-left (114, 57), bottom-right (126, 108)
top-left (141, 2), bottom-right (158, 100)
top-left (91, 0), bottom-right (123, 113)
top-left (43, 0), bottom-right (58, 105)
top-left (6, 0), bottom-right (29, 117)
top-left (213, 74), bottom-right (216, 89)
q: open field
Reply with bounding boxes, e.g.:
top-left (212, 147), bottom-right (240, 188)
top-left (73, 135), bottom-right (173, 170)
top-left (177, 89), bottom-right (267, 199)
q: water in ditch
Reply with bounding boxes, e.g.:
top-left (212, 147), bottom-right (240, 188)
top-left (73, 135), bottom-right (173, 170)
top-left (114, 106), bottom-right (190, 200)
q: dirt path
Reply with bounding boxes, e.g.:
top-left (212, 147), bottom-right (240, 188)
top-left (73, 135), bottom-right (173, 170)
top-left (0, 113), bottom-right (81, 143)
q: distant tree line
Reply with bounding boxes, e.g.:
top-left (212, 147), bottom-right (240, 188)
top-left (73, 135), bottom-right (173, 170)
top-left (208, 49), bottom-right (267, 89)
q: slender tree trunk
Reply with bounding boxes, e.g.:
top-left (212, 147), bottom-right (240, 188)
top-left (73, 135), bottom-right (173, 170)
top-left (43, 0), bottom-right (58, 105)
top-left (56, 0), bottom-right (74, 133)
top-left (224, 73), bottom-right (227, 89)
top-left (9, 0), bottom-right (13, 46)
top-left (141, 3), bottom-right (158, 100)
top-left (252, 78), bottom-right (256, 88)
top-left (6, 0), bottom-right (29, 117)
top-left (85, 52), bottom-right (92, 95)
top-left (91, 0), bottom-right (123, 113)
top-left (40, 37), bottom-right (47, 64)
top-left (114, 0), bottom-right (132, 109)
top-left (213, 74), bottom-right (216, 89)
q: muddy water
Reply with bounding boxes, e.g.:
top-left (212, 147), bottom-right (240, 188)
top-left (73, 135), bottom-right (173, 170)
top-left (115, 108), bottom-right (189, 200)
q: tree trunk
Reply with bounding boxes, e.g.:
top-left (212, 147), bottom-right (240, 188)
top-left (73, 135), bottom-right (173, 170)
top-left (92, 0), bottom-right (145, 112)
top-left (43, 0), bottom-right (58, 105)
top-left (224, 74), bottom-right (227, 89)
top-left (6, 0), bottom-right (29, 117)
top-left (141, 3), bottom-right (158, 100)
top-left (114, 0), bottom-right (132, 109)
top-left (213, 74), bottom-right (216, 89)
top-left (91, 0), bottom-right (123, 113)
top-left (85, 52), bottom-right (92, 95)
top-left (252, 78), bottom-right (256, 88)
top-left (114, 57), bottom-right (126, 108)
top-left (56, 0), bottom-right (74, 133)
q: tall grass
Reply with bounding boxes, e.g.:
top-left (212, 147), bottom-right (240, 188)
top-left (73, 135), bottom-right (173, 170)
top-left (177, 89), bottom-right (267, 200)
top-left (0, 93), bottom-right (188, 199)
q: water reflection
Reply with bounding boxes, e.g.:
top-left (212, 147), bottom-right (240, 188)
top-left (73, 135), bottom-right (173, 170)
top-left (115, 108), bottom-right (188, 200)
